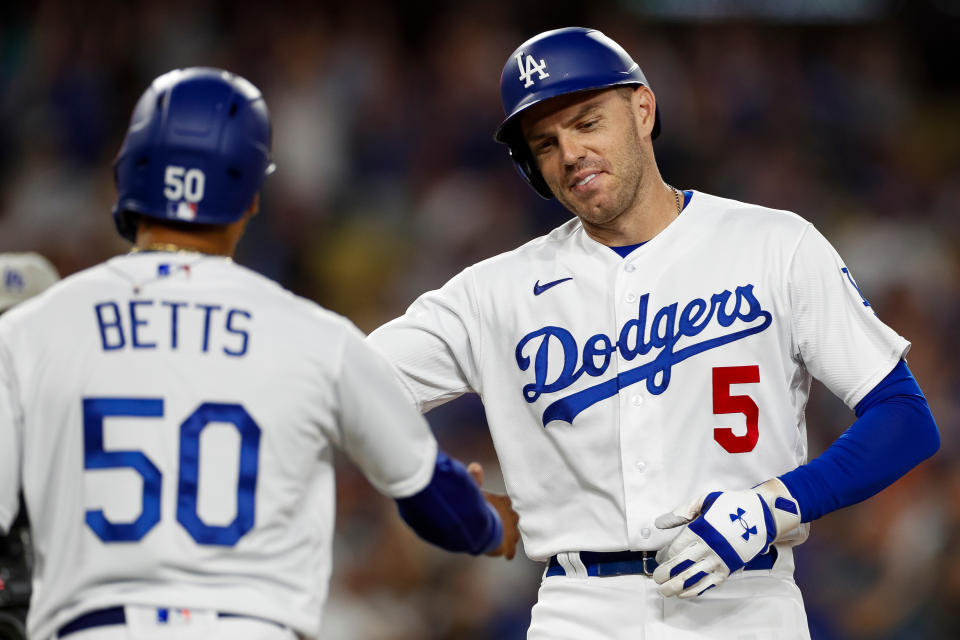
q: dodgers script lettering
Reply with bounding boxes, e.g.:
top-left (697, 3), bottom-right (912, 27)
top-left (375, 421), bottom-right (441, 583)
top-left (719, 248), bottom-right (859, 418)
top-left (515, 284), bottom-right (772, 425)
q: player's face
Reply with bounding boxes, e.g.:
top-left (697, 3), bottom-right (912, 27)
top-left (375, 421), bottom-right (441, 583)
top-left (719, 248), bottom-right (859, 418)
top-left (521, 88), bottom-right (650, 227)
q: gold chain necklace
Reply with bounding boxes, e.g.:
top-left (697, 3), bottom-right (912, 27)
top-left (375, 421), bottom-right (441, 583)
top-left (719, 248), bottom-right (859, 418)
top-left (668, 185), bottom-right (682, 215)
top-left (121, 244), bottom-right (224, 294)
top-left (130, 243), bottom-right (205, 254)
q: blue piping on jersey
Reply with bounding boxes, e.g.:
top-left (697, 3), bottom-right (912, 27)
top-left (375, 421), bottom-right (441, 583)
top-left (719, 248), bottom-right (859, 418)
top-left (609, 190), bottom-right (692, 258)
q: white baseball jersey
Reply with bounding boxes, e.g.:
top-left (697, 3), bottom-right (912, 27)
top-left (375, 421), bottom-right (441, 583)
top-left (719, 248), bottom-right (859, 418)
top-left (368, 190), bottom-right (909, 562)
top-left (0, 252), bottom-right (438, 640)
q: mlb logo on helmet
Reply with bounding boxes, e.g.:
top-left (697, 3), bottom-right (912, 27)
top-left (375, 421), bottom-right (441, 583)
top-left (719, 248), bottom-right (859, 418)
top-left (167, 200), bottom-right (198, 221)
top-left (156, 608), bottom-right (192, 624)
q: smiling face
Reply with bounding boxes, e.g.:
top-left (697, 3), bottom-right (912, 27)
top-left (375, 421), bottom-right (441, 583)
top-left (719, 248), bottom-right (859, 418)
top-left (520, 86), bottom-right (658, 233)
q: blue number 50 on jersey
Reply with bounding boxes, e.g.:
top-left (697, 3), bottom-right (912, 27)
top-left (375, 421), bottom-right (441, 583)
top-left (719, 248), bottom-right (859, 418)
top-left (82, 397), bottom-right (261, 546)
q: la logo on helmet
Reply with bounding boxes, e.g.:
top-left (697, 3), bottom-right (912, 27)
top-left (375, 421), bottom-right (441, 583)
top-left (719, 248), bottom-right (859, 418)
top-left (3, 268), bottom-right (25, 292)
top-left (516, 52), bottom-right (549, 88)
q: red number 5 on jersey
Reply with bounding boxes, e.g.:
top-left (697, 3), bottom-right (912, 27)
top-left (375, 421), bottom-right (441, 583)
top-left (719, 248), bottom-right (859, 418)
top-left (713, 366), bottom-right (760, 453)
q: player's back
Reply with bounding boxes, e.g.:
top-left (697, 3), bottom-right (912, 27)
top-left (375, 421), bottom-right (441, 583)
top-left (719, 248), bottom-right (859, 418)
top-left (0, 252), bottom-right (358, 638)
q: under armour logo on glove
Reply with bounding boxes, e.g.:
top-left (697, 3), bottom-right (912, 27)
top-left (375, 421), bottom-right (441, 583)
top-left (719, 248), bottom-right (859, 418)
top-left (652, 490), bottom-right (775, 598)
top-left (730, 508), bottom-right (757, 540)
top-left (652, 479), bottom-right (803, 598)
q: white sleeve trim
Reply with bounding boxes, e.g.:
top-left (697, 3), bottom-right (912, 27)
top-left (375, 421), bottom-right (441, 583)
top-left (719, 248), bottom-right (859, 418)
top-left (843, 342), bottom-right (911, 410)
top-left (375, 437), bottom-right (439, 499)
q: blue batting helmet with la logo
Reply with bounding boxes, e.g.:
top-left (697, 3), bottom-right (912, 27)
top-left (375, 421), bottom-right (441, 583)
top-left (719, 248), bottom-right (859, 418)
top-left (494, 27), bottom-right (661, 199)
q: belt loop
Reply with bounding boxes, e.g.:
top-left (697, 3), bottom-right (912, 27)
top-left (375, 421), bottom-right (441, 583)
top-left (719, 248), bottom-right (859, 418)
top-left (569, 551), bottom-right (588, 578)
top-left (557, 551), bottom-right (587, 578)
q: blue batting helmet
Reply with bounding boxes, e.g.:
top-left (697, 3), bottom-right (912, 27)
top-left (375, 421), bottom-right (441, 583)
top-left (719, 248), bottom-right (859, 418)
top-left (494, 27), bottom-right (660, 199)
top-left (112, 67), bottom-right (275, 242)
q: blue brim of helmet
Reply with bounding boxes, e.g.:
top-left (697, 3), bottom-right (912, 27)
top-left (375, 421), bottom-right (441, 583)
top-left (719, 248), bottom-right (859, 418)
top-left (494, 79), bottom-right (657, 144)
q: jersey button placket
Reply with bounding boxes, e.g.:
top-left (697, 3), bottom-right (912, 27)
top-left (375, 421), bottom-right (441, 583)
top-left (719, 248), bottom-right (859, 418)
top-left (616, 248), bottom-right (668, 548)
top-left (614, 261), bottom-right (643, 543)
top-left (620, 390), bottom-right (655, 546)
top-left (615, 257), bottom-right (659, 546)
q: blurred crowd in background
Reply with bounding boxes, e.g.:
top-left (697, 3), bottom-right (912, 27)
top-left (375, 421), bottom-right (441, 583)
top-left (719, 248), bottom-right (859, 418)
top-left (2, 0), bottom-right (959, 638)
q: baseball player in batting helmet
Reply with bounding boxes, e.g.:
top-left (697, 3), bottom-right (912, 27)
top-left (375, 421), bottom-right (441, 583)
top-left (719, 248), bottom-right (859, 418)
top-left (368, 26), bottom-right (938, 639)
top-left (111, 67), bottom-right (275, 243)
top-left (0, 252), bottom-right (59, 640)
top-left (0, 67), bottom-right (518, 640)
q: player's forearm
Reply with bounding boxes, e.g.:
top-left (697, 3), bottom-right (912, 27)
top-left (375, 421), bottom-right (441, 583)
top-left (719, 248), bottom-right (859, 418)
top-left (395, 451), bottom-right (503, 555)
top-left (779, 360), bottom-right (939, 522)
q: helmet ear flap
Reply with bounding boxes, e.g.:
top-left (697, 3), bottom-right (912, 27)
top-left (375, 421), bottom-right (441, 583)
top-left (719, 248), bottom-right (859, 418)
top-left (508, 145), bottom-right (553, 200)
top-left (113, 210), bottom-right (139, 242)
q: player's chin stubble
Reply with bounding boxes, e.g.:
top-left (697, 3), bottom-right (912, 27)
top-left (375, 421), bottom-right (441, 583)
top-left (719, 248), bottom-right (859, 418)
top-left (553, 119), bottom-right (645, 229)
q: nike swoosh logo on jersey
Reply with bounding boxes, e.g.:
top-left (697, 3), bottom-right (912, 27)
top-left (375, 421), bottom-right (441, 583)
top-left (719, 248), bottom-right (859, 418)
top-left (533, 277), bottom-right (573, 296)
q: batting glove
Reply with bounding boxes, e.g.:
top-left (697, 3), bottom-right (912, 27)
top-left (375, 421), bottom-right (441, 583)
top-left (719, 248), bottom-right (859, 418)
top-left (652, 478), bottom-right (802, 598)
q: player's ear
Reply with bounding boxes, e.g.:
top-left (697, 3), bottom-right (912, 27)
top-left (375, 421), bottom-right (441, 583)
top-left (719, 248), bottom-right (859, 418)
top-left (246, 193), bottom-right (260, 218)
top-left (630, 86), bottom-right (657, 139)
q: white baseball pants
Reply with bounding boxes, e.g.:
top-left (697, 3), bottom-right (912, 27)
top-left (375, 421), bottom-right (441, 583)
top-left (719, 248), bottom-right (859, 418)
top-left (528, 572), bottom-right (811, 639)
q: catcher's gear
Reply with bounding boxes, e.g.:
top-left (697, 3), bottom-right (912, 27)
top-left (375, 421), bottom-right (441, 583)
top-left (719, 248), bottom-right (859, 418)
top-left (494, 27), bottom-right (660, 199)
top-left (653, 479), bottom-right (802, 598)
top-left (112, 67), bottom-right (274, 242)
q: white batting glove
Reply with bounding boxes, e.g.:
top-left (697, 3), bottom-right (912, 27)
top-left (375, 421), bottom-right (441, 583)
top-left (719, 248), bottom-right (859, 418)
top-left (652, 479), bottom-right (802, 598)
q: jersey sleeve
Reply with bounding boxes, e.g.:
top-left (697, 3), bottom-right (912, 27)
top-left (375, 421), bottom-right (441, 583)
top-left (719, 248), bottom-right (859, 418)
top-left (0, 338), bottom-right (21, 533)
top-left (789, 224), bottom-right (910, 408)
top-left (366, 268), bottom-right (482, 412)
top-left (334, 325), bottom-right (439, 498)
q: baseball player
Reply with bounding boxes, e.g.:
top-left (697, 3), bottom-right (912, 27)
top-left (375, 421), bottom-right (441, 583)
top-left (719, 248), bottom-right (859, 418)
top-left (0, 253), bottom-right (60, 640)
top-left (367, 27), bottom-right (939, 639)
top-left (0, 67), bottom-right (518, 640)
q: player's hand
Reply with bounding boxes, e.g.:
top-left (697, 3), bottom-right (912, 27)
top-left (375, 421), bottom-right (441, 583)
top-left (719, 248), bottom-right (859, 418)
top-left (652, 479), bottom-right (801, 598)
top-left (468, 462), bottom-right (520, 560)
top-left (653, 489), bottom-right (773, 597)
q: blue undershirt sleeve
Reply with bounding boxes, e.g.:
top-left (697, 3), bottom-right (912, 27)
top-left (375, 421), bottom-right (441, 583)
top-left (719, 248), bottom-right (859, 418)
top-left (779, 360), bottom-right (939, 522)
top-left (395, 451), bottom-right (503, 555)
